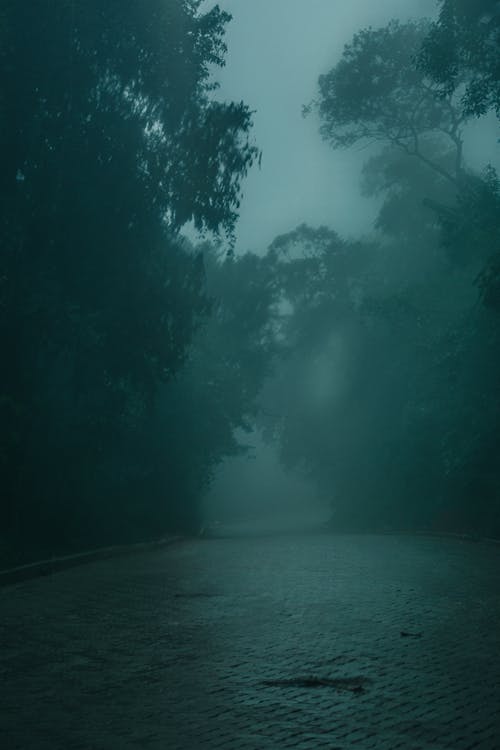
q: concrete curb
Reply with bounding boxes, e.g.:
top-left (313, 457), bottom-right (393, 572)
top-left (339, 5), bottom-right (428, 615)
top-left (364, 528), bottom-right (500, 544)
top-left (206, 523), bottom-right (500, 546)
top-left (0, 536), bottom-right (182, 588)
top-left (319, 527), bottom-right (500, 545)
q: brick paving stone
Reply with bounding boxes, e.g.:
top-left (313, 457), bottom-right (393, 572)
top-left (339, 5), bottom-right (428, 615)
top-left (0, 533), bottom-right (499, 749)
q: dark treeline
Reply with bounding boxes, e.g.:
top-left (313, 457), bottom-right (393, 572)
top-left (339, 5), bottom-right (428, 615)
top-left (1, 0), bottom-right (264, 561)
top-left (1, 0), bottom-right (500, 563)
top-left (263, 2), bottom-right (500, 535)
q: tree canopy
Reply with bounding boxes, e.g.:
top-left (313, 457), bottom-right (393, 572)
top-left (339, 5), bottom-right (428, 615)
top-left (264, 13), bottom-right (500, 536)
top-left (0, 0), bottom-right (260, 559)
top-left (418, 0), bottom-right (500, 118)
top-left (2, 3), bottom-right (500, 562)
top-left (313, 20), bottom-right (468, 185)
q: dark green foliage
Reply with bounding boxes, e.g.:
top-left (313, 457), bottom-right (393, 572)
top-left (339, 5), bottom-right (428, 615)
top-left (265, 16), bottom-right (500, 537)
top-left (0, 1), bottom-right (258, 561)
top-left (361, 143), bottom-right (456, 243)
top-left (267, 203), bottom-right (500, 535)
top-left (3, 2), bottom-right (499, 561)
top-left (419, 0), bottom-right (500, 118)
top-left (313, 20), bottom-right (467, 186)
top-left (156, 245), bottom-right (281, 512)
top-left (417, 1), bottom-right (500, 309)
top-left (431, 166), bottom-right (500, 270)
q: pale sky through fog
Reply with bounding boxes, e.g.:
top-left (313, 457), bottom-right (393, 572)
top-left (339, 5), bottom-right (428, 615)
top-left (196, 0), bottom-right (500, 255)
top-left (199, 0), bottom-right (440, 254)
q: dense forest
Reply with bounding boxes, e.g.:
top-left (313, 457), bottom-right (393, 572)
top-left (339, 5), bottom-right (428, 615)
top-left (1, 0), bottom-right (499, 564)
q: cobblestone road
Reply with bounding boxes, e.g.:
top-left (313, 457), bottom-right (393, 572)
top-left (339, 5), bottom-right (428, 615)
top-left (1, 533), bottom-right (499, 749)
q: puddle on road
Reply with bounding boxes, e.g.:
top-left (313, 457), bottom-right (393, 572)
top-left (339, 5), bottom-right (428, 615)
top-left (261, 675), bottom-right (372, 693)
top-left (173, 592), bottom-right (220, 599)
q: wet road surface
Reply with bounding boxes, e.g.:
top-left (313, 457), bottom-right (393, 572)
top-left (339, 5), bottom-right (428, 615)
top-left (1, 532), bottom-right (499, 749)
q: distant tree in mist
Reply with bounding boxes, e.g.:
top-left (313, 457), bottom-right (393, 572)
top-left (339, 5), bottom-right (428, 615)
top-left (418, 0), bottom-right (500, 310)
top-left (311, 20), bottom-right (468, 186)
top-left (157, 246), bottom-right (281, 518)
top-left (264, 14), bottom-right (500, 536)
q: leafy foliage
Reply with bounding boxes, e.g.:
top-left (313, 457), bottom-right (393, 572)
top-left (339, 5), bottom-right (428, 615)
top-left (265, 15), bottom-right (500, 535)
top-left (419, 0), bottom-right (500, 118)
top-left (0, 1), bottom-right (259, 559)
top-left (313, 20), bottom-right (468, 185)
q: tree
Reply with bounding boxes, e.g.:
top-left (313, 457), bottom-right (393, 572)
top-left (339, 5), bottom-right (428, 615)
top-left (267, 224), bottom-right (371, 350)
top-left (418, 1), bottom-right (500, 310)
top-left (0, 1), bottom-right (258, 559)
top-left (311, 20), bottom-right (468, 186)
top-left (264, 164), bottom-right (500, 535)
top-left (265, 214), bottom-right (500, 536)
top-left (150, 244), bottom-right (281, 530)
top-left (267, 12), bottom-right (500, 538)
top-left (419, 0), bottom-right (500, 118)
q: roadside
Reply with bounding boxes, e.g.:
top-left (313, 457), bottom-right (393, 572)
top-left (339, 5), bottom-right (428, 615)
top-left (0, 535), bottom-right (181, 587)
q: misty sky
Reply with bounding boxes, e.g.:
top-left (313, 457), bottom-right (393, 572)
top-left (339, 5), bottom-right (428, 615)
top-left (201, 0), bottom-right (439, 253)
top-left (199, 0), bottom-right (499, 255)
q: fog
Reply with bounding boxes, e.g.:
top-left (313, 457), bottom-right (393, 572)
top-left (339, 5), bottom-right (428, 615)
top-left (2, 0), bottom-right (500, 563)
top-left (203, 0), bottom-right (500, 533)
top-left (208, 0), bottom-right (498, 255)
top-left (203, 430), bottom-right (327, 533)
top-left (3, 6), bottom-right (500, 746)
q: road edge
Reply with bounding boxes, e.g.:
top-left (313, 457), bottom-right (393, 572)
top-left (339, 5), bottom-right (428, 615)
top-left (0, 536), bottom-right (182, 588)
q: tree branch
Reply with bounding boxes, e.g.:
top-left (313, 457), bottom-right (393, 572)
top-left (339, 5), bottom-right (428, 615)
top-left (393, 125), bottom-right (461, 187)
